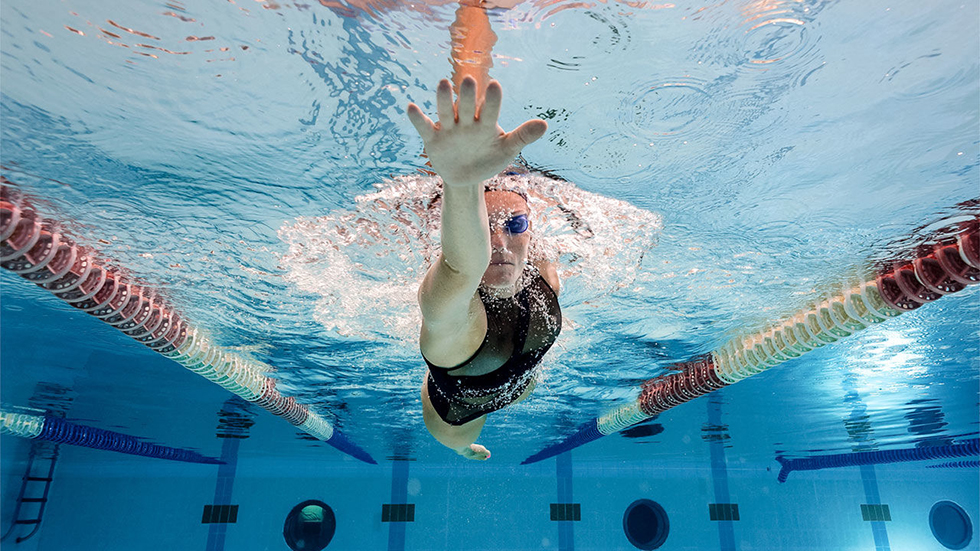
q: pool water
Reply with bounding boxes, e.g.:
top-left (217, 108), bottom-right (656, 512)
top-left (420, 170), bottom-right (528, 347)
top-left (1, 0), bottom-right (977, 549)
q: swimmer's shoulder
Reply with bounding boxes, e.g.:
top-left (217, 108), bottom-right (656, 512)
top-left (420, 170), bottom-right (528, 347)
top-left (533, 260), bottom-right (560, 297)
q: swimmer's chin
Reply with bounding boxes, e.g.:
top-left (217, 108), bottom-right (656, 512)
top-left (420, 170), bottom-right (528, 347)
top-left (480, 279), bottom-right (519, 295)
top-left (482, 263), bottom-right (522, 287)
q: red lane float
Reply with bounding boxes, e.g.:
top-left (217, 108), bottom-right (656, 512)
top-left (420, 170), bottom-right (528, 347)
top-left (553, 216), bottom-right (979, 455)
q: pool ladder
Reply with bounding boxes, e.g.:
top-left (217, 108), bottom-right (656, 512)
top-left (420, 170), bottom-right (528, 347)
top-left (0, 439), bottom-right (60, 544)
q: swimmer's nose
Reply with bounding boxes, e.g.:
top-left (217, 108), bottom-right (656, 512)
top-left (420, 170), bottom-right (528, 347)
top-left (489, 228), bottom-right (509, 248)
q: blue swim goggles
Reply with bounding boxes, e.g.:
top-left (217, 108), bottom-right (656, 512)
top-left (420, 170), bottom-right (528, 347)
top-left (492, 214), bottom-right (529, 235)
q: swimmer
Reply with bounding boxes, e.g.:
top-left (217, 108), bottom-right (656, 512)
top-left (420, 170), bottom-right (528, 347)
top-left (408, 3), bottom-right (562, 460)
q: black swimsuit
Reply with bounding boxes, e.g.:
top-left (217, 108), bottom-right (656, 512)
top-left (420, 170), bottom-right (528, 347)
top-left (423, 273), bottom-right (562, 426)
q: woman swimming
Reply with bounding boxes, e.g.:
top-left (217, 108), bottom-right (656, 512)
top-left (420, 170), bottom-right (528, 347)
top-left (408, 3), bottom-right (562, 460)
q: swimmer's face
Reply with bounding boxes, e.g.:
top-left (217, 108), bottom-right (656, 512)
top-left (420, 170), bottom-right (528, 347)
top-left (482, 190), bottom-right (531, 292)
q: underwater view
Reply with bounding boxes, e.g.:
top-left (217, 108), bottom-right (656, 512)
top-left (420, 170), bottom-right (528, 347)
top-left (1, 0), bottom-right (978, 549)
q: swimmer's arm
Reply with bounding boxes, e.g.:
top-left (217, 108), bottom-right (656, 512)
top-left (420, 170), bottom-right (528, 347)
top-left (418, 221), bottom-right (488, 365)
top-left (418, 265), bottom-right (487, 364)
top-left (417, 182), bottom-right (490, 328)
top-left (408, 75), bottom-right (545, 317)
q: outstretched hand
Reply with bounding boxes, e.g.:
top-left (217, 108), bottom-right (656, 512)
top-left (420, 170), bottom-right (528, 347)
top-left (407, 76), bottom-right (547, 187)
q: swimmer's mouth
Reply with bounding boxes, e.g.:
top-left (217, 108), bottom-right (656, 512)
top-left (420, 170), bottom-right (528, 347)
top-left (489, 261), bottom-right (513, 266)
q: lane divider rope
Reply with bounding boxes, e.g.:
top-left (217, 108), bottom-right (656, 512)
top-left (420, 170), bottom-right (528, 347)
top-left (524, 216), bottom-right (978, 464)
top-left (0, 409), bottom-right (224, 464)
top-left (0, 184), bottom-right (375, 464)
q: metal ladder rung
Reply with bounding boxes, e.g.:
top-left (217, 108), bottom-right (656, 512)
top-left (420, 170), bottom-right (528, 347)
top-left (1, 438), bottom-right (59, 544)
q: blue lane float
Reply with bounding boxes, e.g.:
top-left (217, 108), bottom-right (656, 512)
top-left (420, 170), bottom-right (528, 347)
top-left (927, 460), bottom-right (980, 470)
top-left (323, 430), bottom-right (376, 465)
top-left (522, 420), bottom-right (604, 465)
top-left (775, 438), bottom-right (980, 483)
top-left (1, 410), bottom-right (224, 464)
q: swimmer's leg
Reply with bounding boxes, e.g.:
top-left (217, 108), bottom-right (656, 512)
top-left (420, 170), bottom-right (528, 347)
top-left (421, 376), bottom-right (491, 460)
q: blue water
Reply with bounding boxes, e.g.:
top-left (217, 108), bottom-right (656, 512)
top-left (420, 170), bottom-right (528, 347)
top-left (1, 1), bottom-right (978, 549)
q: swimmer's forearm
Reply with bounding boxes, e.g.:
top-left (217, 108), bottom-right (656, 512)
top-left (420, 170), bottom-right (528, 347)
top-left (440, 182), bottom-right (491, 275)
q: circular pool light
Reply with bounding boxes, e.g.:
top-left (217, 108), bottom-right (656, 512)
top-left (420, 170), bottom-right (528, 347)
top-left (930, 500), bottom-right (973, 550)
top-left (623, 499), bottom-right (669, 550)
top-left (284, 500), bottom-right (336, 551)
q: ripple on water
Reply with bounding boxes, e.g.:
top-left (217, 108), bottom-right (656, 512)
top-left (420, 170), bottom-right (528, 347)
top-left (578, 73), bottom-right (745, 178)
top-left (511, 6), bottom-right (632, 75)
top-left (616, 77), bottom-right (712, 140)
top-left (690, 0), bottom-right (825, 82)
top-left (744, 5), bottom-right (829, 92)
top-left (621, 75), bottom-right (795, 148)
top-left (594, 4), bottom-right (823, 170)
top-left (892, 63), bottom-right (980, 101)
top-left (741, 12), bottom-right (808, 66)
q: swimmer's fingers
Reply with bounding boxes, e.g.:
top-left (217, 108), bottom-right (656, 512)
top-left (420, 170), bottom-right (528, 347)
top-left (480, 80), bottom-right (503, 124)
top-left (457, 76), bottom-right (477, 123)
top-left (407, 103), bottom-right (436, 142)
top-left (503, 119), bottom-right (548, 155)
top-left (436, 79), bottom-right (456, 124)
